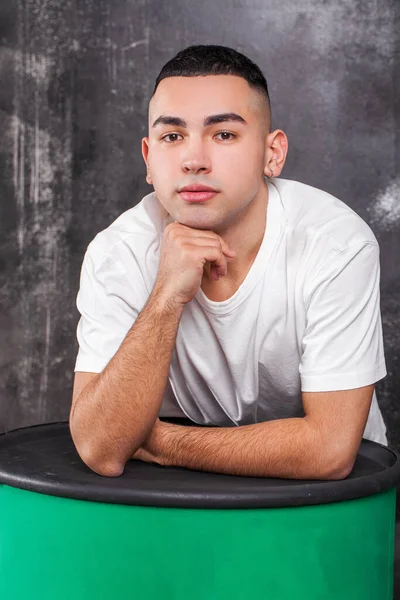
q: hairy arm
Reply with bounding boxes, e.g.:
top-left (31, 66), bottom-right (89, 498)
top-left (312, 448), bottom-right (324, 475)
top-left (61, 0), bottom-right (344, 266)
top-left (70, 288), bottom-right (184, 477)
top-left (135, 385), bottom-right (374, 480)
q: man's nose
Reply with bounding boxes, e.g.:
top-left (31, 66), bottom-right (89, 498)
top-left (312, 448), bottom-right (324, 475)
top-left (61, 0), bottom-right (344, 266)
top-left (181, 142), bottom-right (211, 174)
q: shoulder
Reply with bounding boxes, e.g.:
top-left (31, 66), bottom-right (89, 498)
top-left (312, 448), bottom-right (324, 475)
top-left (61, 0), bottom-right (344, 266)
top-left (272, 177), bottom-right (379, 253)
top-left (84, 191), bottom-right (168, 275)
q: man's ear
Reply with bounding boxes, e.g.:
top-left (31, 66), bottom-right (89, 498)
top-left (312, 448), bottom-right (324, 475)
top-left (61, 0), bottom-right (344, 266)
top-left (263, 129), bottom-right (288, 178)
top-left (141, 137), bottom-right (152, 185)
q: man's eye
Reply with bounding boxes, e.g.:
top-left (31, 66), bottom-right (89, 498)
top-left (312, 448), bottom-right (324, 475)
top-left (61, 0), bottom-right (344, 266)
top-left (215, 132), bottom-right (236, 141)
top-left (161, 133), bottom-right (182, 143)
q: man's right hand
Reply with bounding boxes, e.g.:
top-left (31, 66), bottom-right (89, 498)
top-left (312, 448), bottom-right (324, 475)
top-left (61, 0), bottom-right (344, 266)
top-left (153, 222), bottom-right (237, 307)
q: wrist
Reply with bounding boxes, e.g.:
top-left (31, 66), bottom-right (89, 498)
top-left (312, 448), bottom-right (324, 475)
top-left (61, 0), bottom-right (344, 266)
top-left (149, 286), bottom-right (185, 316)
top-left (146, 420), bottom-right (177, 467)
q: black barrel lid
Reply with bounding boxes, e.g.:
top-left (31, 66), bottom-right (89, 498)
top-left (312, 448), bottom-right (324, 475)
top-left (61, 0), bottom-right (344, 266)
top-left (0, 421), bottom-right (399, 509)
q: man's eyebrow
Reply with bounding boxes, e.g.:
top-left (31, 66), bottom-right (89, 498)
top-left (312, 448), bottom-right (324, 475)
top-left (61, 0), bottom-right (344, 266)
top-left (151, 113), bottom-right (247, 128)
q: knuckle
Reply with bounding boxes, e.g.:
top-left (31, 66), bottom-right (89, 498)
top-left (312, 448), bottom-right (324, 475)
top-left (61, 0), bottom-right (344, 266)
top-left (214, 249), bottom-right (225, 263)
top-left (181, 242), bottom-right (191, 255)
top-left (210, 237), bottom-right (222, 249)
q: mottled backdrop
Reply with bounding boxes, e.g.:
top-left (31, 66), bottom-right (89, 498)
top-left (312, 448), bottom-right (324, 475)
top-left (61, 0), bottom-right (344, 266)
top-left (0, 2), bottom-right (398, 452)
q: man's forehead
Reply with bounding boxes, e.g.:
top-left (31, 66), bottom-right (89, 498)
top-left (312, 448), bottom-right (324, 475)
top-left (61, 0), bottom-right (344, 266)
top-left (149, 75), bottom-right (260, 123)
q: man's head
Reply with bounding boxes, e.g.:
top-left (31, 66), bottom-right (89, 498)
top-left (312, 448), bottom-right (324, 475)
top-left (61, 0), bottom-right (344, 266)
top-left (142, 44), bottom-right (288, 231)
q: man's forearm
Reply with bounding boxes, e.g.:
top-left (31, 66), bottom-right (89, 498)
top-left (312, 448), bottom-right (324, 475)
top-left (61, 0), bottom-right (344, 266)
top-left (151, 417), bottom-right (349, 480)
top-left (70, 288), bottom-right (183, 476)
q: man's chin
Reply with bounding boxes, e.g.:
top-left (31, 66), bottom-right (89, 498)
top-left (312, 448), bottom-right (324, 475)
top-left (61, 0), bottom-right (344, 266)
top-left (175, 215), bottom-right (219, 230)
top-left (161, 204), bottom-right (224, 231)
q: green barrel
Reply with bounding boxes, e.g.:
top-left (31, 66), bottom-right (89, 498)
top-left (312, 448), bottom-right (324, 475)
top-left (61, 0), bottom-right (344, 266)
top-left (0, 421), bottom-right (398, 600)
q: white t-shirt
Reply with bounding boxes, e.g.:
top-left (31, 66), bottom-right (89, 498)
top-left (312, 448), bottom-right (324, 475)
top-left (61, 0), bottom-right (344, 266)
top-left (74, 177), bottom-right (388, 445)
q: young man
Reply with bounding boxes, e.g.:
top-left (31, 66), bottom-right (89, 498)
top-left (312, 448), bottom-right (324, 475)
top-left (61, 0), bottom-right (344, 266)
top-left (70, 44), bottom-right (387, 479)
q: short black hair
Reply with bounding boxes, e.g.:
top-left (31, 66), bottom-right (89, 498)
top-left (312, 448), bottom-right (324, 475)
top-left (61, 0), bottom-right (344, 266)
top-left (151, 44), bottom-right (271, 129)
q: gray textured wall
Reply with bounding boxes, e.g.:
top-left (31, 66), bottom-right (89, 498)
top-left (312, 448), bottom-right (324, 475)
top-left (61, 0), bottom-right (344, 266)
top-left (1, 1), bottom-right (399, 453)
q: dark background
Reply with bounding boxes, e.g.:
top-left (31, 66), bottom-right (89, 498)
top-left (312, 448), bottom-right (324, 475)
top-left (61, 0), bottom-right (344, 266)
top-left (0, 0), bottom-right (399, 487)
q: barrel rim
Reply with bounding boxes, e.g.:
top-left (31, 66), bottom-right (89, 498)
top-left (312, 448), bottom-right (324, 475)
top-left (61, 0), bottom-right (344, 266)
top-left (0, 421), bottom-right (399, 509)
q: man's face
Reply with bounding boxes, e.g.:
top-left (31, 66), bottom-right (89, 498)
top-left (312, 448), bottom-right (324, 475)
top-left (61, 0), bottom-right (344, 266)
top-left (142, 75), bottom-right (270, 231)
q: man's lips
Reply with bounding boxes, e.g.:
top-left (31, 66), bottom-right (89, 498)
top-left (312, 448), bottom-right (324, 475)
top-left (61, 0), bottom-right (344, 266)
top-left (178, 186), bottom-right (219, 202)
top-left (178, 190), bottom-right (218, 202)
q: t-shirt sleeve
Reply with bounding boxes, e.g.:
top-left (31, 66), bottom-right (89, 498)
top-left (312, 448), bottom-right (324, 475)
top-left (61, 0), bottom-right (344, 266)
top-left (74, 244), bottom-right (147, 373)
top-left (299, 241), bottom-right (387, 392)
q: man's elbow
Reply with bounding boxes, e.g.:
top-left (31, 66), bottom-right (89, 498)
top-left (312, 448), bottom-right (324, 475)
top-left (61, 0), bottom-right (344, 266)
top-left (70, 423), bottom-right (126, 477)
top-left (323, 455), bottom-right (354, 481)
top-left (82, 453), bottom-right (126, 478)
top-left (75, 442), bottom-right (126, 477)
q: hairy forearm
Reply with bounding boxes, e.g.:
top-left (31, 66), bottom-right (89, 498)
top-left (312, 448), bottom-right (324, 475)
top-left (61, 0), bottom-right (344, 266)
top-left (154, 417), bottom-right (349, 480)
top-left (70, 289), bottom-right (183, 475)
